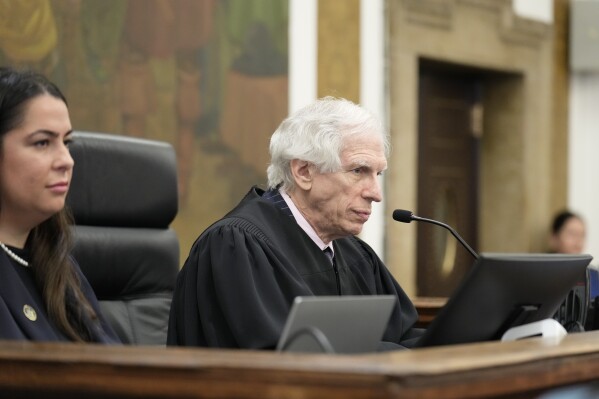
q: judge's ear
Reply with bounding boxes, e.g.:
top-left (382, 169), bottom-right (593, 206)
top-left (290, 159), bottom-right (313, 191)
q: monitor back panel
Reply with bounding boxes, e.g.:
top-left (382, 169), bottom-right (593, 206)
top-left (417, 253), bottom-right (592, 347)
top-left (276, 295), bottom-right (396, 354)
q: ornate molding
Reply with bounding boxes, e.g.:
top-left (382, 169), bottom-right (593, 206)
top-left (401, 0), bottom-right (551, 47)
top-left (499, 9), bottom-right (551, 48)
top-left (458, 0), bottom-right (507, 12)
top-left (458, 0), bottom-right (550, 47)
top-left (401, 0), bottom-right (454, 30)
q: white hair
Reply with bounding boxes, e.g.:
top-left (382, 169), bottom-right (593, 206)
top-left (266, 97), bottom-right (390, 190)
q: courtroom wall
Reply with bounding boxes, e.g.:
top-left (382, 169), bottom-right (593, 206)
top-left (0, 0), bottom-right (288, 262)
top-left (386, 0), bottom-right (556, 295)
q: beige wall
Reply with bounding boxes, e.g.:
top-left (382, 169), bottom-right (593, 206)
top-left (317, 0), bottom-right (361, 101)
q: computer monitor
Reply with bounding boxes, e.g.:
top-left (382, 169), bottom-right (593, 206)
top-left (416, 253), bottom-right (593, 348)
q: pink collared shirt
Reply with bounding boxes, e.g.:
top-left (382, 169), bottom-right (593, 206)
top-left (279, 189), bottom-right (334, 256)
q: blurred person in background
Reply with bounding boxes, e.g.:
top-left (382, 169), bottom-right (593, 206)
top-left (549, 210), bottom-right (586, 255)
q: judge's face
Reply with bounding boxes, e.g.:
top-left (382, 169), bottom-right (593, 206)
top-left (294, 133), bottom-right (386, 243)
top-left (552, 217), bottom-right (586, 254)
top-left (0, 94), bottom-right (74, 229)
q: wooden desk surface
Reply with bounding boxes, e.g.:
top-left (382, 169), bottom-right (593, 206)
top-left (2, 331), bottom-right (599, 398)
top-left (413, 296), bottom-right (447, 328)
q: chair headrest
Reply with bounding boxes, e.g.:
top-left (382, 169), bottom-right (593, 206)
top-left (67, 132), bottom-right (178, 228)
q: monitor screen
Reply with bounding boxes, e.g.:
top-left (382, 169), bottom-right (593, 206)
top-left (416, 253), bottom-right (593, 348)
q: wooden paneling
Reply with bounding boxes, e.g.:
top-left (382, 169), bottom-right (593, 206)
top-left (3, 331), bottom-right (599, 398)
top-left (413, 296), bottom-right (447, 328)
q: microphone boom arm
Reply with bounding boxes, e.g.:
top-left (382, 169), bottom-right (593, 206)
top-left (412, 215), bottom-right (479, 260)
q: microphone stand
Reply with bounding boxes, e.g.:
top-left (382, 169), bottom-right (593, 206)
top-left (411, 214), bottom-right (479, 260)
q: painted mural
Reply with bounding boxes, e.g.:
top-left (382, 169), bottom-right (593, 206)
top-left (0, 0), bottom-right (289, 260)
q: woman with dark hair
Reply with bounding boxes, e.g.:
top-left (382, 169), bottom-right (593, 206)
top-left (549, 210), bottom-right (586, 255)
top-left (0, 67), bottom-right (118, 342)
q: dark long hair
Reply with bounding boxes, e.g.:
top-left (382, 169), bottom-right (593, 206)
top-left (0, 67), bottom-right (97, 341)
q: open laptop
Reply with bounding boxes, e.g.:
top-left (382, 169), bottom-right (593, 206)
top-left (276, 295), bottom-right (396, 354)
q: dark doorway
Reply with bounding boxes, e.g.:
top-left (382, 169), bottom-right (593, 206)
top-left (417, 60), bottom-right (482, 297)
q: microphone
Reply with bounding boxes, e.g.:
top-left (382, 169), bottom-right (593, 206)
top-left (392, 209), bottom-right (479, 260)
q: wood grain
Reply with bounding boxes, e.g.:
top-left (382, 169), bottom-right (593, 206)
top-left (2, 330), bottom-right (599, 398)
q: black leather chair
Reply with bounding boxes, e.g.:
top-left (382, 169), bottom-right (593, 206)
top-left (66, 132), bottom-right (179, 345)
top-left (554, 267), bottom-right (596, 333)
top-left (584, 267), bottom-right (599, 330)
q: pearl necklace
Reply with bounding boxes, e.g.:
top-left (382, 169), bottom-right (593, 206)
top-left (0, 242), bottom-right (29, 267)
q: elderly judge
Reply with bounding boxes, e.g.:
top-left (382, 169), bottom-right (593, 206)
top-left (168, 97), bottom-right (423, 350)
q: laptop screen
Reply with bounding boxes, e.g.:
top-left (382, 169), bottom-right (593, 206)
top-left (276, 295), bottom-right (396, 354)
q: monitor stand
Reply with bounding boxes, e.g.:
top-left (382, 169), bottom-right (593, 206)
top-left (500, 304), bottom-right (540, 333)
top-left (501, 319), bottom-right (567, 342)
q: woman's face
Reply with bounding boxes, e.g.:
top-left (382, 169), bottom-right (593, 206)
top-left (552, 217), bottom-right (587, 254)
top-left (0, 94), bottom-right (73, 230)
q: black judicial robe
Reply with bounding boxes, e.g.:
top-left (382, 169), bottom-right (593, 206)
top-left (168, 187), bottom-right (423, 350)
top-left (0, 249), bottom-right (119, 343)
